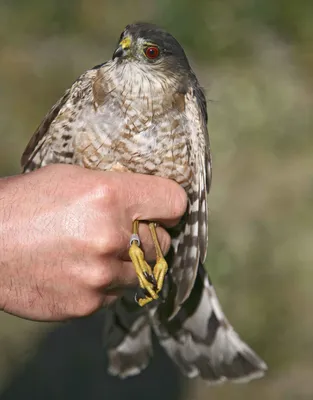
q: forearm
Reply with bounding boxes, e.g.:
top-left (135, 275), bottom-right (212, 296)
top-left (0, 175), bottom-right (20, 312)
top-left (0, 173), bottom-right (48, 315)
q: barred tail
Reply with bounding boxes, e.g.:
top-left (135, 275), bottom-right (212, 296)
top-left (150, 263), bottom-right (267, 383)
top-left (104, 291), bottom-right (152, 378)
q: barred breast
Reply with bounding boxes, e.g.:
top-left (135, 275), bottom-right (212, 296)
top-left (73, 63), bottom-right (194, 190)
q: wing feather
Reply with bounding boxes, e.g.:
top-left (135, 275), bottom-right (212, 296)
top-left (21, 89), bottom-right (71, 172)
top-left (21, 65), bottom-right (104, 172)
top-left (164, 76), bottom-right (211, 318)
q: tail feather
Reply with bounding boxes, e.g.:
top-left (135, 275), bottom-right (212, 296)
top-left (104, 291), bottom-right (153, 378)
top-left (105, 268), bottom-right (266, 383)
top-left (149, 263), bottom-right (267, 383)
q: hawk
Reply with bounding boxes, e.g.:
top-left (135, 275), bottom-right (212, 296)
top-left (22, 22), bottom-right (267, 382)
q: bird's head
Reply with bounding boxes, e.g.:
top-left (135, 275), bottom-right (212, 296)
top-left (112, 23), bottom-right (191, 77)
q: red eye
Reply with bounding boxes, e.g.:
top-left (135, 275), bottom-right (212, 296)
top-left (145, 46), bottom-right (159, 59)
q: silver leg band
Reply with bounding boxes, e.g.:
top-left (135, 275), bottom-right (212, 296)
top-left (130, 233), bottom-right (140, 247)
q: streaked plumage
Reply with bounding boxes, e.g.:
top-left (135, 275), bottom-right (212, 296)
top-left (22, 22), bottom-right (267, 382)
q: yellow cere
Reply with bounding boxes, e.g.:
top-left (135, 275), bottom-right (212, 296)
top-left (120, 37), bottom-right (131, 49)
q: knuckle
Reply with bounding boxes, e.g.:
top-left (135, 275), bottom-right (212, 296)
top-left (76, 296), bottom-right (103, 317)
top-left (90, 234), bottom-right (112, 255)
top-left (91, 228), bottom-right (125, 255)
top-left (95, 181), bottom-right (118, 208)
top-left (85, 263), bottom-right (114, 289)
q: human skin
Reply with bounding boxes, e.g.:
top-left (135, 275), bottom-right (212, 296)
top-left (0, 165), bottom-right (187, 321)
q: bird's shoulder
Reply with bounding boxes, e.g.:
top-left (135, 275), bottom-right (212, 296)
top-left (188, 70), bottom-right (208, 124)
top-left (21, 62), bottom-right (107, 171)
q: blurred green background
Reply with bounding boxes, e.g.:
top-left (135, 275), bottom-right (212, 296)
top-left (0, 0), bottom-right (313, 399)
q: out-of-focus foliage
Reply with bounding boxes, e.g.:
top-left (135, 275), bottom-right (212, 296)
top-left (0, 1), bottom-right (312, 399)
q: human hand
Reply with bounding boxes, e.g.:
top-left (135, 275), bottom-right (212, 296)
top-left (0, 165), bottom-right (187, 321)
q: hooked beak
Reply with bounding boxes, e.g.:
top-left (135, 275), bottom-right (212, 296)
top-left (112, 45), bottom-right (124, 60)
top-left (112, 37), bottom-right (131, 60)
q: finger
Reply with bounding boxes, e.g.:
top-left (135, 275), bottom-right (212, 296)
top-left (140, 224), bottom-right (172, 260)
top-left (102, 285), bottom-right (136, 306)
top-left (104, 172), bottom-right (187, 226)
top-left (101, 259), bottom-right (138, 290)
top-left (81, 256), bottom-right (137, 296)
top-left (120, 223), bottom-right (171, 262)
top-left (103, 293), bottom-right (120, 306)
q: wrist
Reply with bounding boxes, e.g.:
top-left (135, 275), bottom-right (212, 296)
top-left (0, 176), bottom-right (18, 312)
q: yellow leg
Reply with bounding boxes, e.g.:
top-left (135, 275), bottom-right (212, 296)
top-left (149, 222), bottom-right (168, 293)
top-left (129, 221), bottom-right (158, 306)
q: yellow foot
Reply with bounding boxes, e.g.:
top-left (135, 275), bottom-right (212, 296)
top-left (129, 221), bottom-right (158, 306)
top-left (136, 294), bottom-right (156, 307)
top-left (153, 257), bottom-right (168, 293)
top-left (149, 222), bottom-right (168, 293)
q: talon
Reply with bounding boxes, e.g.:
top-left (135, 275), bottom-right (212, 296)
top-left (143, 271), bottom-right (157, 286)
top-left (134, 288), bottom-right (147, 302)
top-left (129, 221), bottom-right (159, 306)
top-left (138, 297), bottom-right (154, 307)
top-left (135, 288), bottom-right (156, 307)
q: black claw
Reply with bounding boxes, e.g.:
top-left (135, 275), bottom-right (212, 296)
top-left (134, 292), bottom-right (140, 303)
top-left (134, 289), bottom-right (163, 306)
top-left (143, 271), bottom-right (157, 286)
top-left (158, 291), bottom-right (165, 303)
top-left (135, 287), bottom-right (151, 303)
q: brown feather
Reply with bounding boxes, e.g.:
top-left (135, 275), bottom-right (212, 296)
top-left (21, 89), bottom-right (71, 171)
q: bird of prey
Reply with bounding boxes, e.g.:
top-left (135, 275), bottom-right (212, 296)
top-left (21, 22), bottom-right (267, 383)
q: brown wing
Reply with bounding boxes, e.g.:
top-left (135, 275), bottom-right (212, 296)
top-left (21, 64), bottom-right (105, 173)
top-left (21, 89), bottom-right (71, 172)
top-left (161, 80), bottom-right (211, 319)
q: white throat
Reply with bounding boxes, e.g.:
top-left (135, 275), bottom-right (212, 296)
top-left (106, 60), bottom-right (179, 98)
